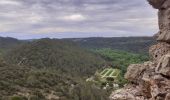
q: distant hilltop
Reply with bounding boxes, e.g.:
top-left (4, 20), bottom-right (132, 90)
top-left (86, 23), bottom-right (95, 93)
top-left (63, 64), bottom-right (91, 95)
top-left (0, 36), bottom-right (156, 54)
top-left (66, 37), bottom-right (156, 54)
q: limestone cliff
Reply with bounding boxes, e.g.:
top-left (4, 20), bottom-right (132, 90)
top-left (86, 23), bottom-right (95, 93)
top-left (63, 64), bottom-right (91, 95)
top-left (110, 0), bottom-right (170, 100)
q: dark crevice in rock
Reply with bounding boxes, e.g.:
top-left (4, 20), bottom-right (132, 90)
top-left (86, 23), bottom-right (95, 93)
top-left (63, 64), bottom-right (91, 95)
top-left (160, 73), bottom-right (170, 79)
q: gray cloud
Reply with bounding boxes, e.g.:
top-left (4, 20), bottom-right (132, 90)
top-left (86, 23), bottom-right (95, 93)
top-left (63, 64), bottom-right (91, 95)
top-left (0, 0), bottom-right (158, 39)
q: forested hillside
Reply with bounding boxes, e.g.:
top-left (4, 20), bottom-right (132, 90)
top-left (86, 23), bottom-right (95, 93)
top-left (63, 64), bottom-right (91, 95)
top-left (0, 38), bottom-right (109, 100)
top-left (0, 59), bottom-right (109, 100)
top-left (94, 49), bottom-right (149, 74)
top-left (4, 38), bottom-right (105, 76)
top-left (0, 37), bottom-right (22, 51)
top-left (0, 36), bottom-right (156, 54)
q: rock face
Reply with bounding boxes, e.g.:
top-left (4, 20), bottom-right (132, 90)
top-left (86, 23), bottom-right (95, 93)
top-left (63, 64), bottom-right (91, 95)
top-left (110, 0), bottom-right (170, 100)
top-left (156, 54), bottom-right (170, 77)
top-left (153, 0), bottom-right (170, 42)
top-left (149, 42), bottom-right (170, 62)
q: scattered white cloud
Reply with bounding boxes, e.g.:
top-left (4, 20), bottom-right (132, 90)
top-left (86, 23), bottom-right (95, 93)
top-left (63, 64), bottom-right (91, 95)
top-left (26, 13), bottom-right (43, 24)
top-left (0, 0), bottom-right (21, 6)
top-left (62, 14), bottom-right (86, 21)
top-left (30, 27), bottom-right (73, 34)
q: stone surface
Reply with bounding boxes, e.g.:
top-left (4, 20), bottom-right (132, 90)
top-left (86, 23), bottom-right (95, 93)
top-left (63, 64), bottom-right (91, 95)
top-left (125, 62), bottom-right (155, 84)
top-left (165, 93), bottom-right (170, 100)
top-left (156, 0), bottom-right (170, 42)
top-left (125, 64), bottom-right (145, 83)
top-left (156, 54), bottom-right (170, 77)
top-left (110, 60), bottom-right (170, 100)
top-left (148, 0), bottom-right (170, 42)
top-left (149, 42), bottom-right (170, 62)
top-left (110, 85), bottom-right (145, 100)
top-left (157, 8), bottom-right (170, 42)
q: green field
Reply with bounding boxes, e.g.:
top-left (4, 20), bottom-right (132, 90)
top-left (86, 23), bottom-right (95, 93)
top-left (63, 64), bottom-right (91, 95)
top-left (100, 69), bottom-right (109, 75)
top-left (100, 68), bottom-right (120, 79)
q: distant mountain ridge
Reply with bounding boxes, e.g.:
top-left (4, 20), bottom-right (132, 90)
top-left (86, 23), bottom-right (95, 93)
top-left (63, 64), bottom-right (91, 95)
top-left (0, 37), bottom-right (22, 50)
top-left (66, 37), bottom-right (156, 53)
top-left (0, 36), bottom-right (156, 54)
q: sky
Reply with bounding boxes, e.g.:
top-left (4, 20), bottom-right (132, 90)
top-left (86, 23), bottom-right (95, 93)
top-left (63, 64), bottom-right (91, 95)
top-left (0, 0), bottom-right (158, 39)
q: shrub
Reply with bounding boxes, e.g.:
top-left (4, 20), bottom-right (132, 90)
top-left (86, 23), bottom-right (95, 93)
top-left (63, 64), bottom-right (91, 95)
top-left (11, 96), bottom-right (27, 100)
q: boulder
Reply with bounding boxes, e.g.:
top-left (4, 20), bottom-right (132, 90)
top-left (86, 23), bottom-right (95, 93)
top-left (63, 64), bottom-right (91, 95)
top-left (125, 62), bottom-right (155, 83)
top-left (125, 64), bottom-right (145, 83)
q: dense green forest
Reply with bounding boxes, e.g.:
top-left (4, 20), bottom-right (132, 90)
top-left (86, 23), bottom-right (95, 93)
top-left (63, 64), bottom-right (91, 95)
top-left (0, 60), bottom-right (109, 100)
top-left (94, 48), bottom-right (149, 74)
top-left (0, 37), bottom-right (150, 100)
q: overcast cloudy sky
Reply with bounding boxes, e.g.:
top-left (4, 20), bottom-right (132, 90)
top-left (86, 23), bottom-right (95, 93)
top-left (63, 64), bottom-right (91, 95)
top-left (0, 0), bottom-right (158, 39)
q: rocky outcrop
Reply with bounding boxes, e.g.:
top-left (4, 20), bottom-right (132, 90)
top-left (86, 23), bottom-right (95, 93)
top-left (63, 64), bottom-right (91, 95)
top-left (110, 0), bottom-right (170, 100)
top-left (125, 62), bottom-right (155, 84)
top-left (151, 0), bottom-right (170, 42)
